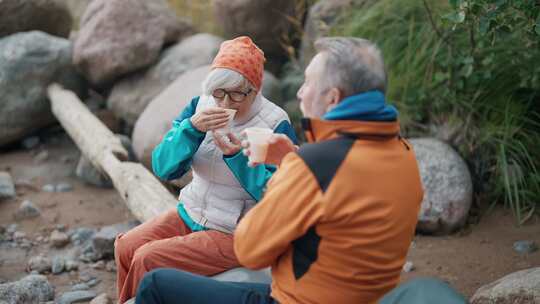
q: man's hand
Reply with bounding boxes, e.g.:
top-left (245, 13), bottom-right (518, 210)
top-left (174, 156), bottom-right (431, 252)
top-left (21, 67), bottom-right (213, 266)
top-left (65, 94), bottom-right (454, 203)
top-left (213, 132), bottom-right (242, 156)
top-left (242, 133), bottom-right (298, 167)
top-left (190, 108), bottom-right (230, 132)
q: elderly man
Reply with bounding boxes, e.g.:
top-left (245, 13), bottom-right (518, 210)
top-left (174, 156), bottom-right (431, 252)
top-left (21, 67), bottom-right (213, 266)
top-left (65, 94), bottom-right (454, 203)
top-left (135, 37), bottom-right (424, 304)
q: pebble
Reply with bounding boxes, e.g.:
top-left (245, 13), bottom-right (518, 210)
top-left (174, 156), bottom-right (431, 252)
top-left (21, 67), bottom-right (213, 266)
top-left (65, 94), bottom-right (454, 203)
top-left (90, 293), bottom-right (111, 304)
top-left (70, 227), bottom-right (96, 246)
top-left (27, 255), bottom-right (52, 274)
top-left (86, 278), bottom-right (100, 288)
top-left (65, 260), bottom-right (79, 272)
top-left (513, 240), bottom-right (538, 254)
top-left (91, 260), bottom-right (105, 270)
top-left (56, 182), bottom-right (73, 192)
top-left (13, 231), bottom-right (27, 240)
top-left (13, 200), bottom-right (41, 220)
top-left (50, 230), bottom-right (70, 248)
top-left (34, 150), bottom-right (49, 163)
top-left (7, 224), bottom-right (18, 234)
top-left (71, 283), bottom-right (90, 291)
top-left (22, 136), bottom-right (40, 149)
top-left (105, 260), bottom-right (117, 272)
top-left (402, 261), bottom-right (415, 273)
top-left (57, 291), bottom-right (97, 304)
top-left (52, 256), bottom-right (65, 275)
top-left (42, 184), bottom-right (56, 193)
top-left (0, 171), bottom-right (16, 199)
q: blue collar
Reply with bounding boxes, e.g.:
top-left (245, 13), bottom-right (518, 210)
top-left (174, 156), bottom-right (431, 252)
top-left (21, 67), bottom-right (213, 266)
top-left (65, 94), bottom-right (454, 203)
top-left (322, 91), bottom-right (398, 122)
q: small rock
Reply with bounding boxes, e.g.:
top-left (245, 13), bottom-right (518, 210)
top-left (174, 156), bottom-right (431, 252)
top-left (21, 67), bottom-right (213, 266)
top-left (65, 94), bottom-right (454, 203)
top-left (92, 221), bottom-right (139, 259)
top-left (78, 272), bottom-right (96, 283)
top-left (27, 255), bottom-right (52, 274)
top-left (71, 283), bottom-right (90, 291)
top-left (0, 172), bottom-right (16, 200)
top-left (56, 224), bottom-right (67, 232)
top-left (13, 231), bottom-right (27, 240)
top-left (0, 275), bottom-right (54, 303)
top-left (513, 240), bottom-right (538, 254)
top-left (42, 184), bottom-right (56, 192)
top-left (52, 256), bottom-right (65, 275)
top-left (7, 224), bottom-right (18, 234)
top-left (57, 290), bottom-right (97, 304)
top-left (56, 182), bottom-right (73, 192)
top-left (86, 278), bottom-right (100, 288)
top-left (69, 227), bottom-right (96, 246)
top-left (92, 260), bottom-right (105, 270)
top-left (402, 261), bottom-right (415, 273)
top-left (22, 136), bottom-right (40, 149)
top-left (34, 150), bottom-right (49, 163)
top-left (20, 241), bottom-right (32, 249)
top-left (0, 225), bottom-right (5, 235)
top-left (90, 293), bottom-right (111, 304)
top-left (61, 156), bottom-right (74, 163)
top-left (50, 230), bottom-right (70, 248)
top-left (105, 260), bottom-right (116, 272)
top-left (65, 260), bottom-right (79, 272)
top-left (13, 200), bottom-right (41, 220)
top-left (36, 236), bottom-right (44, 242)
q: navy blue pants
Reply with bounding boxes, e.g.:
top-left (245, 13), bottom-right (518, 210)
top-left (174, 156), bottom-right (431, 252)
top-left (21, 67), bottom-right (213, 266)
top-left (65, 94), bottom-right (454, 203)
top-left (136, 268), bottom-right (277, 304)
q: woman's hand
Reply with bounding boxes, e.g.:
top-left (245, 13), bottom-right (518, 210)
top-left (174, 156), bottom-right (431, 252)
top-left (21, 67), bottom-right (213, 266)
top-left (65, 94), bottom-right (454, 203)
top-left (242, 134), bottom-right (298, 167)
top-left (190, 108), bottom-right (230, 132)
top-left (213, 132), bottom-right (242, 156)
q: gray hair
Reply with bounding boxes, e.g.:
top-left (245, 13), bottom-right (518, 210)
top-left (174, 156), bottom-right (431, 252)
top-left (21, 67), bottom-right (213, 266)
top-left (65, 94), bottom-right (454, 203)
top-left (314, 37), bottom-right (387, 96)
top-left (202, 68), bottom-right (255, 95)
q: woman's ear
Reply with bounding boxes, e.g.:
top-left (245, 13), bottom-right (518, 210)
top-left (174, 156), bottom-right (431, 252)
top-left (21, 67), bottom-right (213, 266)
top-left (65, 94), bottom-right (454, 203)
top-left (325, 87), bottom-right (342, 112)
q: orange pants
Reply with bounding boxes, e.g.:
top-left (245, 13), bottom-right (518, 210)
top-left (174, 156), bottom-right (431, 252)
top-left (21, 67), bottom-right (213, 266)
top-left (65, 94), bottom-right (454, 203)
top-left (114, 209), bottom-right (240, 303)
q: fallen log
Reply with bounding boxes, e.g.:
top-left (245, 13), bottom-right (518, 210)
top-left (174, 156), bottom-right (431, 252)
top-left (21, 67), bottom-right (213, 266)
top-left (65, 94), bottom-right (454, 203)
top-left (47, 84), bottom-right (177, 222)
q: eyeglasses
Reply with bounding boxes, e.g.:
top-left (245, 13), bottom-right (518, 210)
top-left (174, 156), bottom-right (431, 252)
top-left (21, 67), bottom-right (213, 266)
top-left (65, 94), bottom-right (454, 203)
top-left (212, 88), bottom-right (252, 102)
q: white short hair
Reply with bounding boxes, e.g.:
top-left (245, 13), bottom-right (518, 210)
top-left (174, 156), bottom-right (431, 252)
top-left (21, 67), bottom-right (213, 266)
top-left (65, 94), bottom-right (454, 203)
top-left (315, 37), bottom-right (387, 96)
top-left (202, 68), bottom-right (255, 95)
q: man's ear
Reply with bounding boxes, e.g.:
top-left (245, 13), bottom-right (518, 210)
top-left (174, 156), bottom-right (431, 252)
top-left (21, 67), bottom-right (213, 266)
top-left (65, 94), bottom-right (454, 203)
top-left (326, 87), bottom-right (342, 112)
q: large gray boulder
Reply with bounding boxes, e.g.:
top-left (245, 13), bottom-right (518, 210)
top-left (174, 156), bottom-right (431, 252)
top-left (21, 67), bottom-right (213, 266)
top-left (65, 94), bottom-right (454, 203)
top-left (0, 0), bottom-right (73, 38)
top-left (108, 34), bottom-right (224, 126)
top-left (73, 0), bottom-right (194, 86)
top-left (300, 0), bottom-right (376, 67)
top-left (0, 275), bottom-right (54, 303)
top-left (0, 31), bottom-right (85, 147)
top-left (211, 0), bottom-right (296, 73)
top-left (410, 138), bottom-right (473, 235)
top-left (132, 65), bottom-right (282, 170)
top-left (471, 267), bottom-right (540, 304)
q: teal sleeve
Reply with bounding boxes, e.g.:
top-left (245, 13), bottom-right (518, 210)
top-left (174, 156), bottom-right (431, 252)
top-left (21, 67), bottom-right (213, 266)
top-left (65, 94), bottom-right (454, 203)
top-left (223, 119), bottom-right (298, 201)
top-left (224, 153), bottom-right (276, 201)
top-left (151, 97), bottom-right (205, 181)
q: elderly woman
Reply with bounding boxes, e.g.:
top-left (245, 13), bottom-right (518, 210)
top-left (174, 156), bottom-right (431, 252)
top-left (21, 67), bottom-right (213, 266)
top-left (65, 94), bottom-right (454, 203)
top-left (114, 36), bottom-right (297, 303)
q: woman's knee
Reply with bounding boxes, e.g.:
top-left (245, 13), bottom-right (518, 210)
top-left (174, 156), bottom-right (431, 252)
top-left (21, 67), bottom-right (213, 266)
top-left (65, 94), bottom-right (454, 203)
top-left (131, 244), bottom-right (162, 271)
top-left (115, 232), bottom-right (137, 263)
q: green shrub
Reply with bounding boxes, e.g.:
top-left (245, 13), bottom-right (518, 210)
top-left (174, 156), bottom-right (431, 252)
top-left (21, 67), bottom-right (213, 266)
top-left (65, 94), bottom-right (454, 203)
top-left (331, 0), bottom-right (540, 224)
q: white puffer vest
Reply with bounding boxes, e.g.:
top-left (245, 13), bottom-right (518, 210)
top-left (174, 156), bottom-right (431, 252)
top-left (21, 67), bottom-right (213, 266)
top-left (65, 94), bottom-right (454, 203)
top-left (179, 94), bottom-right (290, 234)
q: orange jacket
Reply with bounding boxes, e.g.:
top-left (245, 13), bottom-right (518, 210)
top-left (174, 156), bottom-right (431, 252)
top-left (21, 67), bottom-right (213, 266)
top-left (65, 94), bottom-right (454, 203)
top-left (234, 117), bottom-right (424, 304)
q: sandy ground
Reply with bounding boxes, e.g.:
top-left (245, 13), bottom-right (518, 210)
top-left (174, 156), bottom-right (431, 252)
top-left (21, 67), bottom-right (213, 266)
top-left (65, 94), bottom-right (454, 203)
top-left (0, 130), bottom-right (539, 302)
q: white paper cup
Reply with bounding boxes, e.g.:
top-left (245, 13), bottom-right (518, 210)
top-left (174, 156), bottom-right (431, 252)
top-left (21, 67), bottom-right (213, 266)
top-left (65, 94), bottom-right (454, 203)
top-left (245, 127), bottom-right (273, 163)
top-left (214, 108), bottom-right (237, 135)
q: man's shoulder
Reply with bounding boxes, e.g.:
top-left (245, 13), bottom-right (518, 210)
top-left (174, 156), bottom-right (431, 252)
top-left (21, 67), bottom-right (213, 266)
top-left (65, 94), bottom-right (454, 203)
top-left (296, 137), bottom-right (356, 192)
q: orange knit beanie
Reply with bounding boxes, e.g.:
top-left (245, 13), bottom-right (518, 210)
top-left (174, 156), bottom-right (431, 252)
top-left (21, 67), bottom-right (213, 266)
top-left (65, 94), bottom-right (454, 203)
top-left (211, 36), bottom-right (265, 91)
